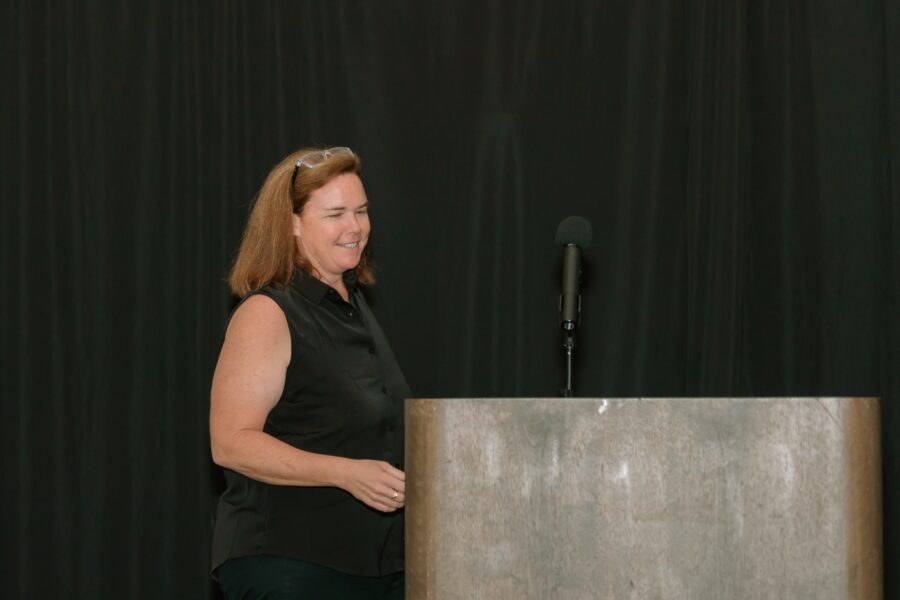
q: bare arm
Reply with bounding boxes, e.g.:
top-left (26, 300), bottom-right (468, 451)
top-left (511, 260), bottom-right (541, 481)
top-left (209, 294), bottom-right (404, 512)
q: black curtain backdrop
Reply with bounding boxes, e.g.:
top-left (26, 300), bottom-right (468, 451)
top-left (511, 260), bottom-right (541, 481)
top-left (3, 1), bottom-right (898, 598)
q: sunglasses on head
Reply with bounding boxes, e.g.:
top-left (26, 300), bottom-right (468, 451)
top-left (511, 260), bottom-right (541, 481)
top-left (290, 147), bottom-right (355, 190)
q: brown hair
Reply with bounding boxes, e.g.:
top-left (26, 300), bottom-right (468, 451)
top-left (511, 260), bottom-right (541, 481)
top-left (228, 147), bottom-right (374, 296)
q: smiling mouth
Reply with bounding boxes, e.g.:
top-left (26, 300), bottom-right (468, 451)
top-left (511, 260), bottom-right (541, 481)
top-left (338, 242), bottom-right (359, 249)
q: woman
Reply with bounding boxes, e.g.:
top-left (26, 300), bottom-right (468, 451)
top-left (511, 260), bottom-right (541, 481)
top-left (210, 147), bottom-right (410, 598)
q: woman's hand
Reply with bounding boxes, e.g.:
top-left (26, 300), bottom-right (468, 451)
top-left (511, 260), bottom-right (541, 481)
top-left (336, 459), bottom-right (406, 513)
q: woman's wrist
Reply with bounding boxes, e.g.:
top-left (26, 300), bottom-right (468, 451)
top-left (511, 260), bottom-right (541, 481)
top-left (324, 455), bottom-right (353, 490)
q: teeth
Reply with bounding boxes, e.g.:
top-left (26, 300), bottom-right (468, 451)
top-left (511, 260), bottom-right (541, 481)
top-left (339, 242), bottom-right (359, 248)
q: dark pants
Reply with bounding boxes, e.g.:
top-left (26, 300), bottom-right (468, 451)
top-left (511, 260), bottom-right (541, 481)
top-left (216, 555), bottom-right (404, 600)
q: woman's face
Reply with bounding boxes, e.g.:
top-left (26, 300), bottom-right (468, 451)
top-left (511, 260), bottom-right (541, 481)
top-left (293, 172), bottom-right (370, 285)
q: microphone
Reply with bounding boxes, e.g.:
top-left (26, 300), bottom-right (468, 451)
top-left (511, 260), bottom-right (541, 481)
top-left (555, 216), bottom-right (592, 331)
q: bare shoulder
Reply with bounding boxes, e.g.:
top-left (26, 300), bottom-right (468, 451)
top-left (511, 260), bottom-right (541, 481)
top-left (227, 294), bottom-right (287, 336)
top-left (221, 294), bottom-right (291, 364)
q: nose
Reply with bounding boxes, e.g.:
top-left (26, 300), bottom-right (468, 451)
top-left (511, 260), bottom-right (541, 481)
top-left (349, 212), bottom-right (362, 231)
top-left (346, 211), bottom-right (365, 233)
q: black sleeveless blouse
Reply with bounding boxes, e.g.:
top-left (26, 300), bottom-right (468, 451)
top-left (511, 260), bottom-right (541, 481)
top-left (211, 270), bottom-right (410, 576)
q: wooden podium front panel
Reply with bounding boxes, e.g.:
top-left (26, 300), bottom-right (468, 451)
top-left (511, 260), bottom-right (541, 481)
top-left (405, 397), bottom-right (881, 599)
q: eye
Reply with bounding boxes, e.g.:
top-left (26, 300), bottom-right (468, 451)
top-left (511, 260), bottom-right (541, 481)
top-left (355, 206), bottom-right (369, 215)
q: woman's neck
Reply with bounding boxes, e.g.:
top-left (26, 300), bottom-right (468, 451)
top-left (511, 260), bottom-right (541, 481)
top-left (317, 273), bottom-right (349, 302)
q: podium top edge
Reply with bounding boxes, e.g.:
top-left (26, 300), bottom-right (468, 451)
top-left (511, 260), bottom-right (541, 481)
top-left (405, 396), bottom-right (880, 403)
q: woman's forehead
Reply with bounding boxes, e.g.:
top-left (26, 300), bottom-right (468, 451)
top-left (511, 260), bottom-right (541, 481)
top-left (307, 173), bottom-right (367, 209)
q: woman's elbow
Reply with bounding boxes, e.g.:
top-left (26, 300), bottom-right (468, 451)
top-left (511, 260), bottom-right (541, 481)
top-left (210, 432), bottom-right (233, 469)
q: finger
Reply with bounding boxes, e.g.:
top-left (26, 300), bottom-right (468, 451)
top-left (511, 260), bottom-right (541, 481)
top-left (384, 489), bottom-right (404, 503)
top-left (378, 484), bottom-right (403, 501)
top-left (381, 463), bottom-right (405, 480)
top-left (370, 500), bottom-right (397, 513)
top-left (382, 476), bottom-right (405, 493)
top-left (367, 489), bottom-right (398, 511)
top-left (369, 466), bottom-right (403, 490)
top-left (379, 488), bottom-right (404, 508)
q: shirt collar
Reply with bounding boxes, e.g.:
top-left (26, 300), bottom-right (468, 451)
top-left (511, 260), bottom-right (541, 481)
top-left (290, 268), bottom-right (358, 304)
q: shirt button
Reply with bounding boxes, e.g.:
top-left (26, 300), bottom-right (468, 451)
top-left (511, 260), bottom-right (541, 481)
top-left (369, 347), bottom-right (376, 354)
top-left (348, 311), bottom-right (354, 318)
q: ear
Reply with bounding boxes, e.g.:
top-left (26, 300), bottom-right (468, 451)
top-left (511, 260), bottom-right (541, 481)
top-left (292, 212), bottom-right (302, 237)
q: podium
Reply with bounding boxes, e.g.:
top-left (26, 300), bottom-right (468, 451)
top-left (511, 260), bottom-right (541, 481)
top-left (405, 397), bottom-right (881, 599)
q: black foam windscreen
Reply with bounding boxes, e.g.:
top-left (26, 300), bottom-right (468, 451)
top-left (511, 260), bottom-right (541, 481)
top-left (554, 216), bottom-right (593, 248)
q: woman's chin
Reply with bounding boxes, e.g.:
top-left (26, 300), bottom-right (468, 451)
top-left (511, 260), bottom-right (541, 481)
top-left (336, 253), bottom-right (362, 271)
